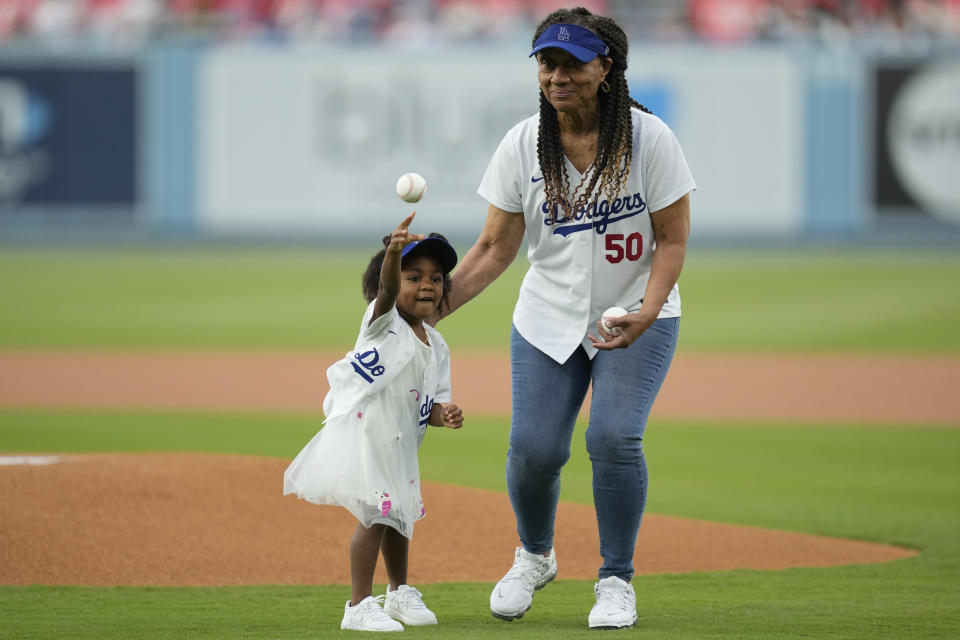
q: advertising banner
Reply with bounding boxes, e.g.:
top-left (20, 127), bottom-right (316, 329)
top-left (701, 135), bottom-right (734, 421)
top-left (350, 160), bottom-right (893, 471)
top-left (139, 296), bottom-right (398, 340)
top-left (198, 50), bottom-right (537, 237)
top-left (874, 61), bottom-right (960, 225)
top-left (0, 65), bottom-right (137, 211)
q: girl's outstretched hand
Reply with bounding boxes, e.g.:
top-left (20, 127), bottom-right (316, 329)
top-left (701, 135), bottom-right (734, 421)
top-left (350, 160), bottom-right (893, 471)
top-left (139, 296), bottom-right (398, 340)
top-left (387, 212), bottom-right (426, 254)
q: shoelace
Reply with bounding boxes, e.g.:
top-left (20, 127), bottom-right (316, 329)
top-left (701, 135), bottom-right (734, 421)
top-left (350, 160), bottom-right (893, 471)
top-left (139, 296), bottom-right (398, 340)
top-left (357, 595), bottom-right (392, 620)
top-left (395, 587), bottom-right (429, 611)
top-left (501, 553), bottom-right (547, 592)
top-left (595, 582), bottom-right (633, 610)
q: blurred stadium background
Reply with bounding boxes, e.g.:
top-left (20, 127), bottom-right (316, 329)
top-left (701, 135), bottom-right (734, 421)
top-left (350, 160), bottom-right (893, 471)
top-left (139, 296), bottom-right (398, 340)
top-left (0, 0), bottom-right (957, 246)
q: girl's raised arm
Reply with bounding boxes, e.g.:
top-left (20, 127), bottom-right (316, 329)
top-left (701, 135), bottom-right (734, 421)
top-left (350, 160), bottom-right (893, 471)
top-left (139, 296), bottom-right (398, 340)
top-left (371, 212), bottom-right (425, 323)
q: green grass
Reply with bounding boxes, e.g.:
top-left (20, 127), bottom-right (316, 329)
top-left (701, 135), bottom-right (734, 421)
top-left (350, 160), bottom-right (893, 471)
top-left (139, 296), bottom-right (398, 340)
top-left (0, 247), bottom-right (366, 349)
top-left (1, 246), bottom-right (959, 352)
top-left (677, 249), bottom-right (960, 352)
top-left (2, 568), bottom-right (957, 639)
top-left (1, 409), bottom-right (959, 638)
top-left (0, 408), bottom-right (320, 459)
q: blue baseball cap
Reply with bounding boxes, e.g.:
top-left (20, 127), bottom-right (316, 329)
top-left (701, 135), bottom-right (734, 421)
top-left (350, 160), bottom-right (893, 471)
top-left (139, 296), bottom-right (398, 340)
top-left (529, 23), bottom-right (610, 63)
top-left (401, 236), bottom-right (458, 275)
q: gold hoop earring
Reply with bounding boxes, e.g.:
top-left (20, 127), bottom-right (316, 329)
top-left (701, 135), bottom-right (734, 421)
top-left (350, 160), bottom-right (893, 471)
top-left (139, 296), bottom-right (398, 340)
top-left (600, 80), bottom-right (611, 93)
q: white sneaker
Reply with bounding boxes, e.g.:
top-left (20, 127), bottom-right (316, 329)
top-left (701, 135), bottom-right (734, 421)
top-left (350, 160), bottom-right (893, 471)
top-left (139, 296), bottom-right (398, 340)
top-left (588, 576), bottom-right (637, 629)
top-left (341, 595), bottom-right (404, 632)
top-left (384, 584), bottom-right (438, 626)
top-left (489, 546), bottom-right (558, 621)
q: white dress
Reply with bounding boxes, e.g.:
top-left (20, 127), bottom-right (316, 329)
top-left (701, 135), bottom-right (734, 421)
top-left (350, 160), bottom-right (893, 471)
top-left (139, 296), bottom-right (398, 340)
top-left (283, 302), bottom-right (452, 539)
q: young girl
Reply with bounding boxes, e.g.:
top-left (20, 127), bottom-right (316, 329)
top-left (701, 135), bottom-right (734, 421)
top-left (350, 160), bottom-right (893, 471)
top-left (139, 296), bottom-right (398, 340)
top-left (284, 212), bottom-right (464, 632)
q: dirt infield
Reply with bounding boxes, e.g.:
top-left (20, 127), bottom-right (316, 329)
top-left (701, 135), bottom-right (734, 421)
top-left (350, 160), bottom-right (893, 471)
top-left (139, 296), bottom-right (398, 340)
top-left (1, 350), bottom-right (958, 423)
top-left (0, 453), bottom-right (915, 587)
top-left (0, 349), bottom-right (950, 586)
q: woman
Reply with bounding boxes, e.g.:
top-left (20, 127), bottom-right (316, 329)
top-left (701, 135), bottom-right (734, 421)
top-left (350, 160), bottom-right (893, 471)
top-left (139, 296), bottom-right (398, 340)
top-left (441, 7), bottom-right (695, 630)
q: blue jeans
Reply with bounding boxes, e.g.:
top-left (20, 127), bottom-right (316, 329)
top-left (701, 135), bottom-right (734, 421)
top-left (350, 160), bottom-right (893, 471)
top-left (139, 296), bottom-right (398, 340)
top-left (507, 317), bottom-right (679, 581)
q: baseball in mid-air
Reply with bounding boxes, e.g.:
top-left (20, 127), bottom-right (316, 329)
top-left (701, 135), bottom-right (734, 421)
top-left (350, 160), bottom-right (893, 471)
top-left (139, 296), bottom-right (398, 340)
top-left (396, 172), bottom-right (427, 203)
top-left (601, 306), bottom-right (628, 336)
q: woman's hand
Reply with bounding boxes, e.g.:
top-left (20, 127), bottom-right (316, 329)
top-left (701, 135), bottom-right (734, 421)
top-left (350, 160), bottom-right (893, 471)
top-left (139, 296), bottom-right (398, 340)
top-left (587, 309), bottom-right (657, 350)
top-left (589, 194), bottom-right (690, 351)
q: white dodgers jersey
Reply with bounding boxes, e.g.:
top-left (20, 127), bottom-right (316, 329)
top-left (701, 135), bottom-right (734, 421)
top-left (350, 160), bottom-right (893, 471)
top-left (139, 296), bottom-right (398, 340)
top-left (478, 107), bottom-right (696, 364)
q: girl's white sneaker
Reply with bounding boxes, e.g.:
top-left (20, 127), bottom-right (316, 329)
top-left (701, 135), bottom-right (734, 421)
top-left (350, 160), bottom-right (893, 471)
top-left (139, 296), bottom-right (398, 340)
top-left (384, 584), bottom-right (438, 625)
top-left (341, 595), bottom-right (404, 632)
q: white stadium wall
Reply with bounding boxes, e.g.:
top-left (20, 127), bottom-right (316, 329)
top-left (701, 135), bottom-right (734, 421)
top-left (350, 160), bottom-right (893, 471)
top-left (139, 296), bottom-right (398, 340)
top-left (196, 47), bottom-right (804, 238)
top-left (197, 48), bottom-right (540, 237)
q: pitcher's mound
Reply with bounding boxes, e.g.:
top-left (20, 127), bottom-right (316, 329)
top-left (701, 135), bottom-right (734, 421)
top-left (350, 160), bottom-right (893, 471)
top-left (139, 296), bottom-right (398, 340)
top-left (0, 453), bottom-right (915, 586)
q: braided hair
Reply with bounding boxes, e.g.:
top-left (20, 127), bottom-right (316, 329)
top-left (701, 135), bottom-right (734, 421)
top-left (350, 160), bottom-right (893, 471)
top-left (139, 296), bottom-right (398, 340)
top-left (533, 7), bottom-right (650, 223)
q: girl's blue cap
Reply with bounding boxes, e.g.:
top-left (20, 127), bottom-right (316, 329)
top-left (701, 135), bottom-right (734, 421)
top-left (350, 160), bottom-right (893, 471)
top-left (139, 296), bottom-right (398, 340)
top-left (401, 237), bottom-right (458, 275)
top-left (529, 23), bottom-right (610, 63)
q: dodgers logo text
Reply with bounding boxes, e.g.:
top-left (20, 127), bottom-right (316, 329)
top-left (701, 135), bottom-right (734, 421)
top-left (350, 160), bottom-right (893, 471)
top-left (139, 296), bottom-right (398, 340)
top-left (351, 348), bottom-right (385, 384)
top-left (543, 192), bottom-right (647, 237)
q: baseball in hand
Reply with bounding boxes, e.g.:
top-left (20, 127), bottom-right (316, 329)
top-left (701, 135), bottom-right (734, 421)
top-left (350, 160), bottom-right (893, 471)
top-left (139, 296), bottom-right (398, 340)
top-left (601, 306), bottom-right (628, 336)
top-left (396, 172), bottom-right (427, 203)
